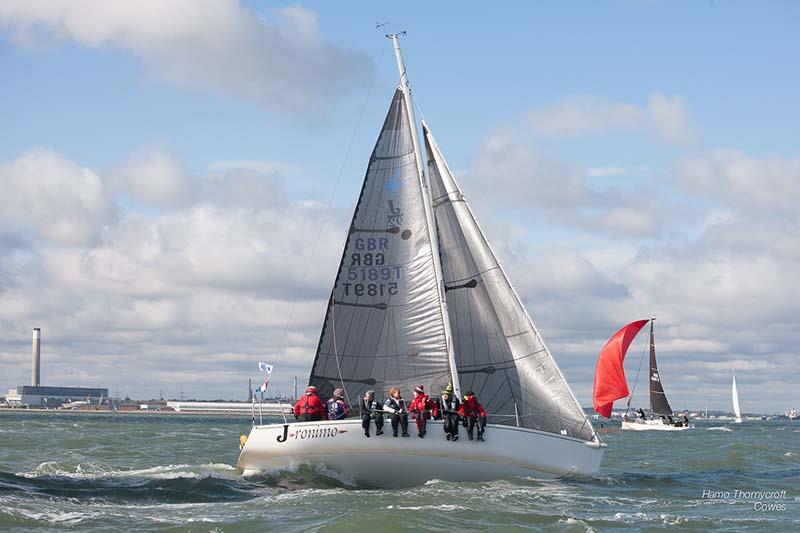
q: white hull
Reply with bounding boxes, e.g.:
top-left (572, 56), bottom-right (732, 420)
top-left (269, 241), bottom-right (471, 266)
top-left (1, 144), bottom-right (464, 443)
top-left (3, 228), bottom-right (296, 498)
top-left (237, 419), bottom-right (604, 488)
top-left (621, 420), bottom-right (694, 431)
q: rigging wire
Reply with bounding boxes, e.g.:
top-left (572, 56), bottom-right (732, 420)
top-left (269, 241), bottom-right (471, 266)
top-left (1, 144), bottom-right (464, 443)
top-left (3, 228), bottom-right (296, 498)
top-left (330, 297), bottom-right (353, 412)
top-left (273, 44), bottom-right (387, 371)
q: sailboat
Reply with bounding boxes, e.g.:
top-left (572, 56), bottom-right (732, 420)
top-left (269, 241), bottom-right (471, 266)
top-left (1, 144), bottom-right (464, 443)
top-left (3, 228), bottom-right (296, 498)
top-left (236, 34), bottom-right (604, 487)
top-left (732, 369), bottom-right (743, 423)
top-left (593, 318), bottom-right (692, 431)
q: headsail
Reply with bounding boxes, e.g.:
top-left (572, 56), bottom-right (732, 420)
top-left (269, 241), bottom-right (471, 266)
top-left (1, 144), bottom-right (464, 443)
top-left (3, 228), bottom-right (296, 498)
top-left (648, 321), bottom-right (674, 416)
top-left (593, 319), bottom-right (649, 418)
top-left (308, 90), bottom-right (453, 403)
top-left (424, 123), bottom-right (596, 441)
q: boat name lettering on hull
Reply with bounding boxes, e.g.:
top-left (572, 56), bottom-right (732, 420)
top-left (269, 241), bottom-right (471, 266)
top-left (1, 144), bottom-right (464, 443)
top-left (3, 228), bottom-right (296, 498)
top-left (278, 425), bottom-right (345, 443)
top-left (277, 424), bottom-right (289, 442)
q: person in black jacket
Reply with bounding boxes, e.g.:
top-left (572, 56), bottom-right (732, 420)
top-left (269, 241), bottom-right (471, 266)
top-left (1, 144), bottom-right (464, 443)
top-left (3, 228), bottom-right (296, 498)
top-left (440, 384), bottom-right (460, 441)
top-left (360, 390), bottom-right (384, 437)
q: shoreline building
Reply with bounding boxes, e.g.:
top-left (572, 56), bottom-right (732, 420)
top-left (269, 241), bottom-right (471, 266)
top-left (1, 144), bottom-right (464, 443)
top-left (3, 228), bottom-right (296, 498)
top-left (5, 385), bottom-right (109, 408)
top-left (4, 328), bottom-right (109, 408)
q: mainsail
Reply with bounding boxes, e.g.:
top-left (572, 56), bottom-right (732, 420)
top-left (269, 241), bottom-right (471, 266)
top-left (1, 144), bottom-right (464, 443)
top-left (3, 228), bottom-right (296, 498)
top-left (424, 124), bottom-right (596, 441)
top-left (309, 90), bottom-right (453, 403)
top-left (648, 321), bottom-right (674, 416)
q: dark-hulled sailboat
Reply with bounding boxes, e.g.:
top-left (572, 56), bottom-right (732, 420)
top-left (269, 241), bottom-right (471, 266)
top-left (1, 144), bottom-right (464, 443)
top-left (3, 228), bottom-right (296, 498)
top-left (236, 34), bottom-right (605, 487)
top-left (593, 319), bottom-right (692, 431)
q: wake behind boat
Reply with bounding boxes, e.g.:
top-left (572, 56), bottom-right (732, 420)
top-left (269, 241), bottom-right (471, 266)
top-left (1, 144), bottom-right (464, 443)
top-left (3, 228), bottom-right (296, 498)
top-left (593, 319), bottom-right (693, 431)
top-left (236, 34), bottom-right (604, 487)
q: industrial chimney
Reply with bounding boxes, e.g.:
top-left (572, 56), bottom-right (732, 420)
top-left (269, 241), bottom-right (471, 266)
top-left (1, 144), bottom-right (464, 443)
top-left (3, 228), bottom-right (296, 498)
top-left (31, 328), bottom-right (41, 386)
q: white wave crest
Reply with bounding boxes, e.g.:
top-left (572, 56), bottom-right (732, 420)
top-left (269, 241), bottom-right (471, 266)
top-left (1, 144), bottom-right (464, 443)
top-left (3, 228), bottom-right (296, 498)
top-left (386, 504), bottom-right (468, 511)
top-left (19, 461), bottom-right (237, 480)
top-left (10, 507), bottom-right (99, 525)
top-left (706, 426), bottom-right (732, 432)
top-left (558, 516), bottom-right (598, 532)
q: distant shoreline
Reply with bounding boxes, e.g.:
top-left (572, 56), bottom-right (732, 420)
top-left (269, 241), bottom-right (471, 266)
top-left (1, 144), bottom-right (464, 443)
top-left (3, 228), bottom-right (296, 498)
top-left (0, 407), bottom-right (265, 418)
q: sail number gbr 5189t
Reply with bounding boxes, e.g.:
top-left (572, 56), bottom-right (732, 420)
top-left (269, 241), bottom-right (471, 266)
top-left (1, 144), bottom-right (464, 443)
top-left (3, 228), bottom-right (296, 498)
top-left (343, 237), bottom-right (402, 297)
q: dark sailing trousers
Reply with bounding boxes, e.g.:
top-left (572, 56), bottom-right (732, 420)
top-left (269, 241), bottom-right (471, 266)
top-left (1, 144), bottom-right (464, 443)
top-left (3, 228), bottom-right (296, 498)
top-left (361, 412), bottom-right (384, 435)
top-left (443, 414), bottom-right (459, 439)
top-left (297, 413), bottom-right (323, 422)
top-left (414, 413), bottom-right (428, 435)
top-left (389, 412), bottom-right (409, 436)
top-left (466, 416), bottom-right (487, 439)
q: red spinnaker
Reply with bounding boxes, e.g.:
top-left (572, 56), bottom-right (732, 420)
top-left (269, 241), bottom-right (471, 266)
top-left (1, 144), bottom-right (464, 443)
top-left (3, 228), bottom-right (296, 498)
top-left (593, 319), bottom-right (649, 417)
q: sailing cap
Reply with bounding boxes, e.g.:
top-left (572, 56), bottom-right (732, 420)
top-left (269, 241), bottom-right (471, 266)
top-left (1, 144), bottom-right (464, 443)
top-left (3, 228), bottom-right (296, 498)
top-left (333, 388), bottom-right (345, 399)
top-left (414, 385), bottom-right (424, 395)
top-left (305, 386), bottom-right (316, 395)
top-left (464, 390), bottom-right (475, 398)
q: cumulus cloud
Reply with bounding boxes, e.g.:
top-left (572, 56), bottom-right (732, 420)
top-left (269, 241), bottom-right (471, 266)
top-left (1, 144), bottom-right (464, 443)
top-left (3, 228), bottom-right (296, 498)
top-left (471, 132), bottom-right (592, 207)
top-left (465, 131), bottom-right (669, 238)
top-left (675, 149), bottom-right (800, 212)
top-left (112, 145), bottom-right (193, 208)
top-left (0, 148), bottom-right (116, 245)
top-left (527, 93), bottom-right (700, 145)
top-left (0, 1), bottom-right (371, 115)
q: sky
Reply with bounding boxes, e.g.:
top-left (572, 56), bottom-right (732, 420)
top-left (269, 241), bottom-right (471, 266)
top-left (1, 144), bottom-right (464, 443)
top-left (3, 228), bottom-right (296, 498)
top-left (1, 1), bottom-right (798, 413)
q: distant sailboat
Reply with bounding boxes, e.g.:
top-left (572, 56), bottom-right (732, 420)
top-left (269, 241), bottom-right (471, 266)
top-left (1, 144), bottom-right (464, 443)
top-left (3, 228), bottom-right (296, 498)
top-left (236, 34), bottom-right (604, 487)
top-left (593, 318), bottom-right (692, 431)
top-left (732, 369), bottom-right (743, 423)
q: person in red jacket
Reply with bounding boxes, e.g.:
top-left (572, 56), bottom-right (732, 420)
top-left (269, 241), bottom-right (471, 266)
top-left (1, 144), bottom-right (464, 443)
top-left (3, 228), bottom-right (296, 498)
top-left (293, 386), bottom-right (326, 421)
top-left (408, 384), bottom-right (438, 438)
top-left (458, 391), bottom-right (487, 441)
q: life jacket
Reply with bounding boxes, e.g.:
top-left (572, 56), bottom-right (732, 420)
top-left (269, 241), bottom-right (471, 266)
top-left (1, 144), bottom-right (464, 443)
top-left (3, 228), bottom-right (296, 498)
top-left (327, 398), bottom-right (348, 420)
top-left (360, 398), bottom-right (380, 416)
top-left (384, 396), bottom-right (406, 414)
top-left (440, 395), bottom-right (460, 413)
top-left (459, 396), bottom-right (486, 418)
top-left (294, 393), bottom-right (325, 417)
top-left (409, 394), bottom-right (438, 419)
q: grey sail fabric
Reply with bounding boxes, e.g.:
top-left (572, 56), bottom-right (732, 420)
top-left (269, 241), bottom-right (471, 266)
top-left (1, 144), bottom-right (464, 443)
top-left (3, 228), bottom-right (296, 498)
top-left (309, 90), bottom-right (453, 406)
top-left (424, 124), bottom-right (596, 441)
top-left (648, 321), bottom-right (674, 416)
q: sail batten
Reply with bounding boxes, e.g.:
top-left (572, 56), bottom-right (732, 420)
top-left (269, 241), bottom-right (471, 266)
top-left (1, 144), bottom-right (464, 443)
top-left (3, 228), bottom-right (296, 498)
top-left (424, 123), bottom-right (596, 441)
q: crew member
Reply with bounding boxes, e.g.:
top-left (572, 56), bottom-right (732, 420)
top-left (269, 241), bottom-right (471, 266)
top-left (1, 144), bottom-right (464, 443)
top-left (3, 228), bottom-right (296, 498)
top-left (458, 391), bottom-right (487, 441)
top-left (383, 387), bottom-right (409, 438)
top-left (408, 385), bottom-right (438, 438)
top-left (326, 388), bottom-right (349, 420)
top-left (360, 390), bottom-right (384, 437)
top-left (440, 384), bottom-right (460, 441)
top-left (293, 386), bottom-right (326, 421)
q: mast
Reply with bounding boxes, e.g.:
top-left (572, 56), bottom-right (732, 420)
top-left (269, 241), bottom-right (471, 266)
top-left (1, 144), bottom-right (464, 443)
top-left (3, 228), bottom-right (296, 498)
top-left (387, 32), bottom-right (462, 399)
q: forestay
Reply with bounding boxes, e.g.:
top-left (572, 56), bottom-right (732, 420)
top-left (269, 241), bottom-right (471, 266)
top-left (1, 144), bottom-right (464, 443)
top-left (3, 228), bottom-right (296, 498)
top-left (309, 90), bottom-right (453, 404)
top-left (424, 124), bottom-right (596, 441)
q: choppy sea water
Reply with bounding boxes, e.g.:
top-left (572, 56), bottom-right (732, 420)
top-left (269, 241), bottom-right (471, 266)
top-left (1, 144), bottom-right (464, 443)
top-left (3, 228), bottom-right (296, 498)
top-left (0, 411), bottom-right (797, 532)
